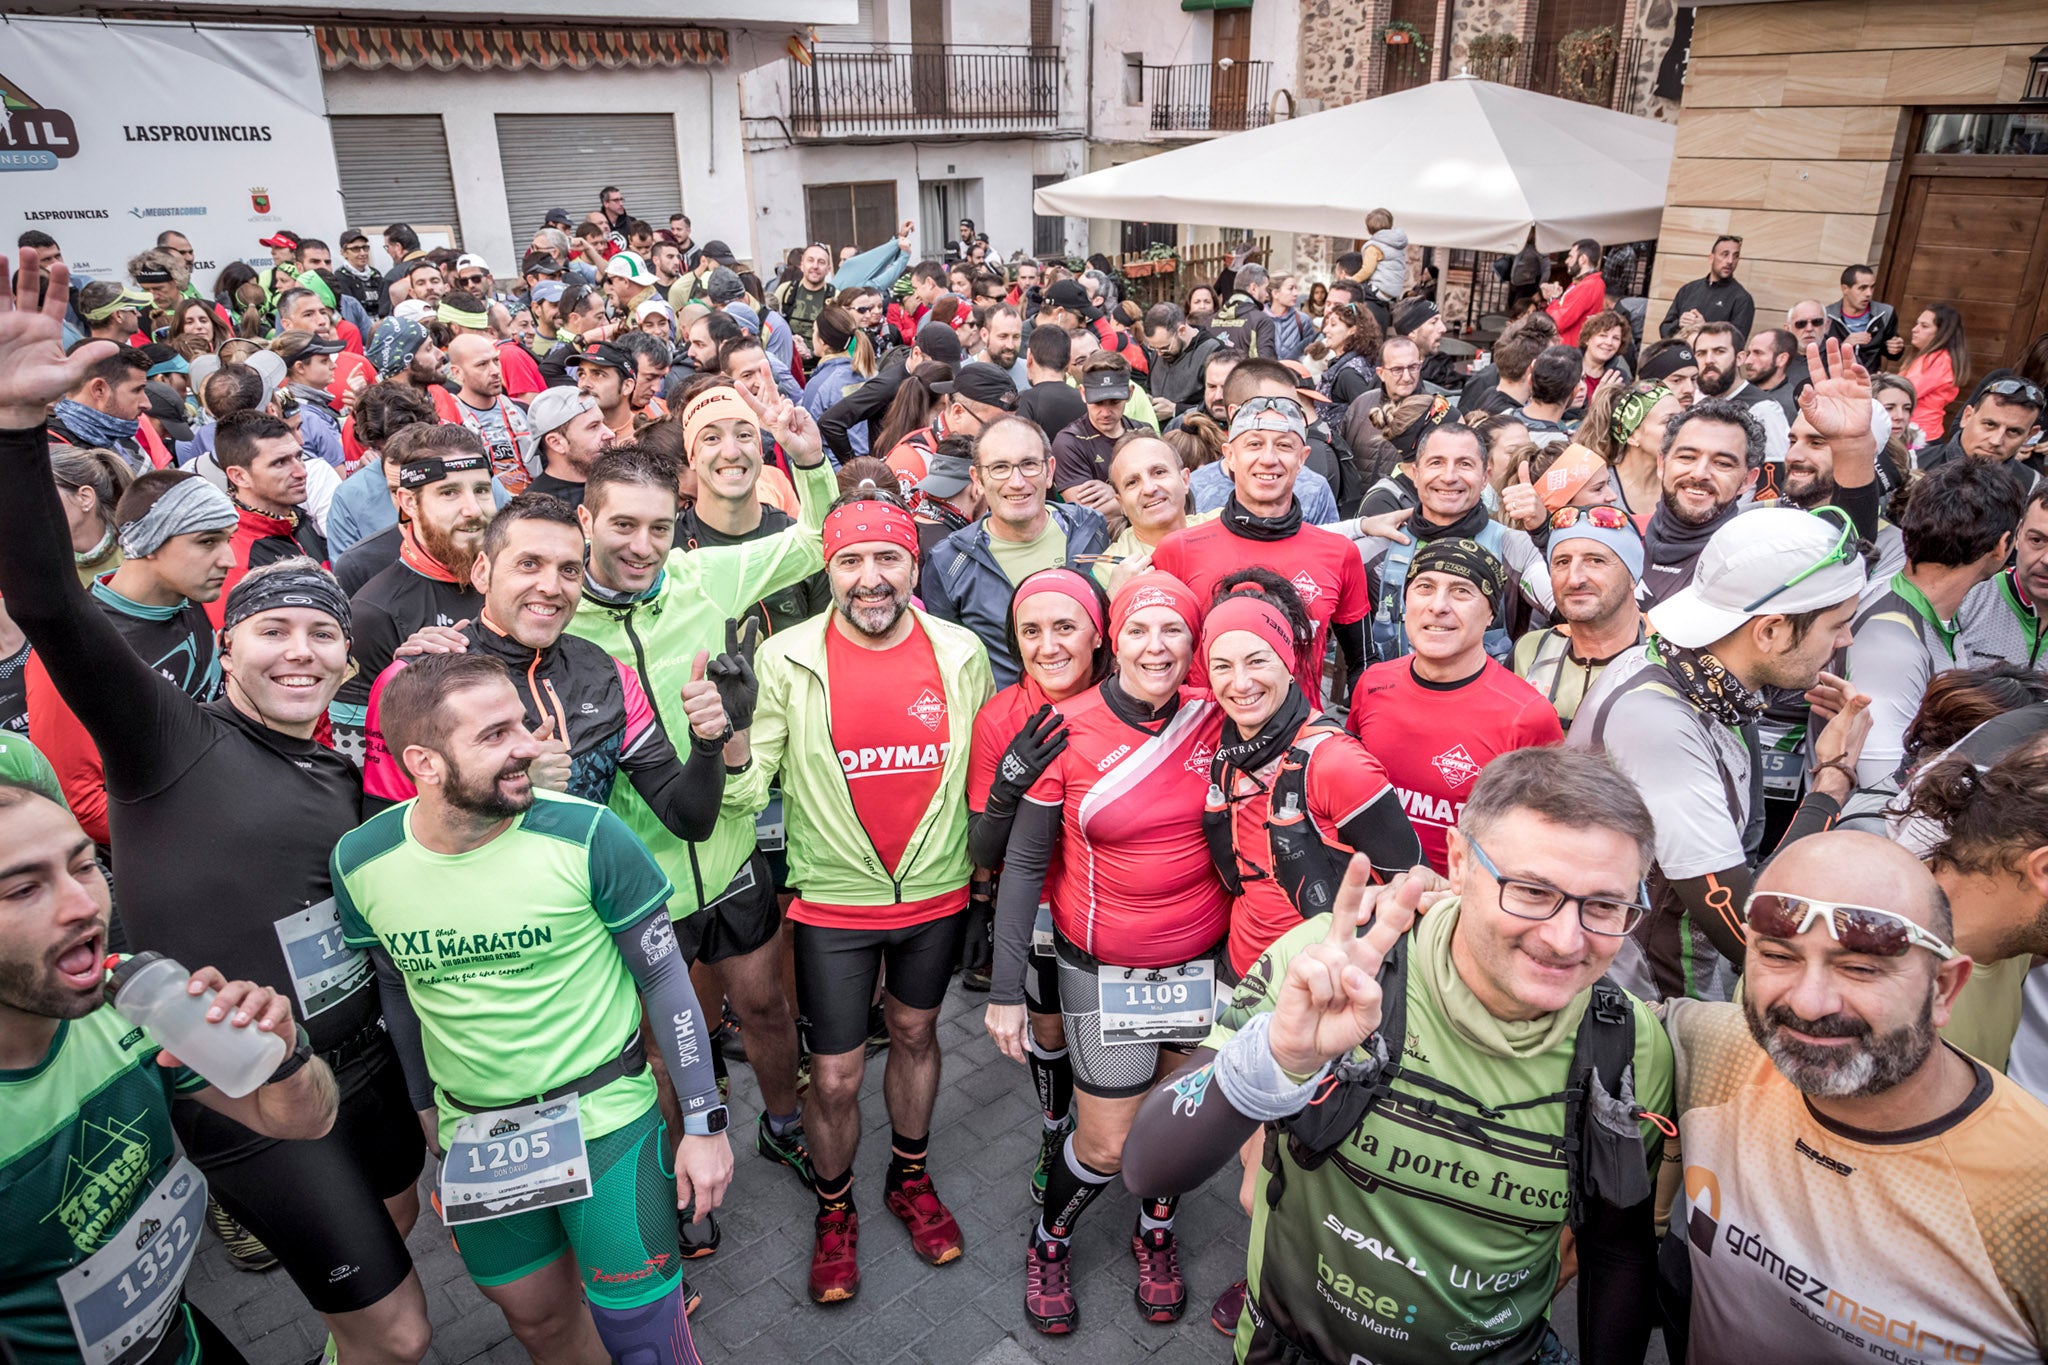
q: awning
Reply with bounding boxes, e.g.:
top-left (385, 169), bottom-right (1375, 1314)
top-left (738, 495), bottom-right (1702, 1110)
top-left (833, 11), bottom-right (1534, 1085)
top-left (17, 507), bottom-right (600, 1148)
top-left (1180, 0), bottom-right (1254, 11)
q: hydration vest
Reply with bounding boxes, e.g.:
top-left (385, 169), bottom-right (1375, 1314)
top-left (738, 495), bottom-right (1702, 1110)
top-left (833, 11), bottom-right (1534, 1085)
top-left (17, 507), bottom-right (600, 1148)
top-left (1203, 724), bottom-right (1352, 919)
top-left (1369, 520), bottom-right (1513, 666)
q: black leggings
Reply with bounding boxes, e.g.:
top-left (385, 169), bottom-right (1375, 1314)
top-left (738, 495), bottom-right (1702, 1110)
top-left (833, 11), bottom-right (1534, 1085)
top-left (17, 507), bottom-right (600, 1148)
top-left (179, 1044), bottom-right (426, 1314)
top-left (794, 910), bottom-right (969, 1055)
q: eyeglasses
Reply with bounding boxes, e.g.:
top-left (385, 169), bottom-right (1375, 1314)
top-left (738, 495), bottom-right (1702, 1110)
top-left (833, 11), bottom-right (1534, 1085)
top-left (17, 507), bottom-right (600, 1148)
top-left (977, 458), bottom-right (1047, 483)
top-left (1744, 891), bottom-right (1956, 960)
top-left (1548, 505), bottom-right (1633, 532)
top-left (1466, 836), bottom-right (1649, 938)
top-left (1980, 378), bottom-right (2045, 408)
top-left (1380, 363), bottom-right (1422, 376)
top-left (1740, 504), bottom-right (1857, 613)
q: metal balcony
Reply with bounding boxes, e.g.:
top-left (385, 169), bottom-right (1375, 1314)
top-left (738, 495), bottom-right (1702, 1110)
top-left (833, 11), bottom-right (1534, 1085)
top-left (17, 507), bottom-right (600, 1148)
top-left (785, 43), bottom-right (1063, 140)
top-left (1146, 60), bottom-right (1272, 134)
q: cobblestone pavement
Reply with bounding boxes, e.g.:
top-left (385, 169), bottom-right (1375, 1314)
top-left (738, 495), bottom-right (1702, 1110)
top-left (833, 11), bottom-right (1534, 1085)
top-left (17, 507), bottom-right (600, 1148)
top-left (187, 976), bottom-right (1649, 1365)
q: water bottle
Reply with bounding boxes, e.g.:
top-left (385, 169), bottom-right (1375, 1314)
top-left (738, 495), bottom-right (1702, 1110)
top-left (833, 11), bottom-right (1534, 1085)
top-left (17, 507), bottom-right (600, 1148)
top-left (107, 952), bottom-right (289, 1097)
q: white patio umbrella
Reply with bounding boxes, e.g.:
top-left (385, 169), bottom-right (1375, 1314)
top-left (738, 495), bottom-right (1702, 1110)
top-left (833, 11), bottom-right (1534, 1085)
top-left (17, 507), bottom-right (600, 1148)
top-left (1033, 74), bottom-right (1678, 253)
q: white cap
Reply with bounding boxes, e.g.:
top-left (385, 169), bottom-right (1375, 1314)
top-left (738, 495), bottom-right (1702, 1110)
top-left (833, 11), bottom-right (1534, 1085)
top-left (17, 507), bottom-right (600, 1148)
top-left (246, 350), bottom-right (287, 404)
top-left (634, 297), bottom-right (677, 326)
top-left (1649, 506), bottom-right (1868, 650)
top-left (527, 386), bottom-right (597, 439)
top-left (455, 253), bottom-right (492, 276)
top-left (393, 298), bottom-right (434, 324)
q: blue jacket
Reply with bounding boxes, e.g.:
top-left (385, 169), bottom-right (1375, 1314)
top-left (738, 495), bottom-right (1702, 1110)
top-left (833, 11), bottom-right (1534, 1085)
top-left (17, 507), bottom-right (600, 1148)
top-left (921, 504), bottom-right (1110, 688)
top-left (832, 240), bottom-right (911, 295)
top-left (800, 355), bottom-right (867, 458)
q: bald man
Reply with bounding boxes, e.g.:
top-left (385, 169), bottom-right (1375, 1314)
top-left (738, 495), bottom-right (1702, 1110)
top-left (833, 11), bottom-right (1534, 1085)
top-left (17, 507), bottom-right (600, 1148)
top-left (1660, 831), bottom-right (2048, 1365)
top-left (443, 333), bottom-right (534, 491)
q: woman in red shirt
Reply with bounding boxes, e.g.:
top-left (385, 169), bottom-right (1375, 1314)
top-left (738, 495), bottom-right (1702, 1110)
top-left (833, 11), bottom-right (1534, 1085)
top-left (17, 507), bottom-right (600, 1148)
top-left (986, 571), bottom-right (1224, 1336)
top-left (965, 568), bottom-right (1111, 1206)
top-left (1900, 303), bottom-right (1967, 441)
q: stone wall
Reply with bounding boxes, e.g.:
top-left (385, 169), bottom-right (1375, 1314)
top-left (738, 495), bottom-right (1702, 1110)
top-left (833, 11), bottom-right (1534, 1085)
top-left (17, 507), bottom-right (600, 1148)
top-left (1446, 0), bottom-right (1519, 77)
top-left (1296, 0), bottom-right (1381, 108)
top-left (1627, 0), bottom-right (1682, 124)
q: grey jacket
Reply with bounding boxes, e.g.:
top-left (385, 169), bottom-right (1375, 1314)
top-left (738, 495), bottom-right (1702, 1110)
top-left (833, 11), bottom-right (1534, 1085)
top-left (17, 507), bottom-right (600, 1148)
top-left (921, 503), bottom-right (1110, 688)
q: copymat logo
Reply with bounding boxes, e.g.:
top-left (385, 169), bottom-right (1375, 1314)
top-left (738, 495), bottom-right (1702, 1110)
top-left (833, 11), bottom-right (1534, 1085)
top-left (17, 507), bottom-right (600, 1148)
top-left (0, 71), bottom-right (80, 172)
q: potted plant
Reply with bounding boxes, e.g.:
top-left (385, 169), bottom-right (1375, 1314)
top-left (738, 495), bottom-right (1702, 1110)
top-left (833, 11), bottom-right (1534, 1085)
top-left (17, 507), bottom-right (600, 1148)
top-left (1556, 26), bottom-right (1620, 105)
top-left (1467, 32), bottom-right (1519, 80)
top-left (1375, 19), bottom-right (1430, 61)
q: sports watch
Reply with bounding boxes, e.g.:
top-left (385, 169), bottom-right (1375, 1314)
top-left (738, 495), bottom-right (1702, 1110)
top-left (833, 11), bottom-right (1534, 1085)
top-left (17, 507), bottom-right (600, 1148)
top-left (682, 1104), bottom-right (731, 1137)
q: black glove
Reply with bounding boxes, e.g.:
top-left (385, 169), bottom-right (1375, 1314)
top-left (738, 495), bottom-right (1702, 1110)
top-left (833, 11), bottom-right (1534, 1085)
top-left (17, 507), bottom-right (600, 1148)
top-left (706, 617), bottom-right (761, 733)
top-left (985, 704), bottom-right (1068, 813)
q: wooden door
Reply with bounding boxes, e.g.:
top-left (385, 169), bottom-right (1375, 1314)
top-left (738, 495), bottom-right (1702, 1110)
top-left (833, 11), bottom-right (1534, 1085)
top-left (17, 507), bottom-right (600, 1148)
top-left (1380, 0), bottom-right (1436, 95)
top-left (1884, 175), bottom-right (2048, 387)
top-left (1211, 10), bottom-right (1252, 131)
top-left (910, 0), bottom-right (947, 117)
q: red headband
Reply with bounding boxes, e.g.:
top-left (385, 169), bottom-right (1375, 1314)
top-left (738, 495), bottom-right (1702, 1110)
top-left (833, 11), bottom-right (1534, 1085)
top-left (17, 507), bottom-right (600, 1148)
top-left (1202, 593), bottom-right (1297, 676)
top-left (1109, 570), bottom-right (1202, 640)
top-left (1013, 568), bottom-right (1104, 636)
top-left (822, 500), bottom-right (919, 560)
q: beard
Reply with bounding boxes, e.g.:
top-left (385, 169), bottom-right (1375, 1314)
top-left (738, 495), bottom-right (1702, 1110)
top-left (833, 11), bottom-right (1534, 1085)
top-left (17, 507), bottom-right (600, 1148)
top-left (838, 585), bottom-right (908, 638)
top-left (1660, 482), bottom-right (1736, 529)
top-left (445, 753), bottom-right (537, 820)
top-left (1697, 362), bottom-right (1736, 397)
top-left (1743, 993), bottom-right (1935, 1099)
top-left (1781, 464), bottom-right (1835, 509)
top-left (417, 515), bottom-right (486, 574)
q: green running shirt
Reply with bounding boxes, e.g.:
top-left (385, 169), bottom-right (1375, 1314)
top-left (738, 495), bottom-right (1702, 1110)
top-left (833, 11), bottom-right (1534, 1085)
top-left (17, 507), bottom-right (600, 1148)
top-left (0, 1007), bottom-right (208, 1365)
top-left (1206, 903), bottom-right (1673, 1364)
top-left (333, 790), bottom-right (672, 1148)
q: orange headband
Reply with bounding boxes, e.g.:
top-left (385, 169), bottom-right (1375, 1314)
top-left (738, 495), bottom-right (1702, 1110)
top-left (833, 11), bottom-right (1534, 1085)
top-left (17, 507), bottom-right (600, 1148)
top-left (1537, 443), bottom-right (1607, 512)
top-left (681, 388), bottom-right (758, 455)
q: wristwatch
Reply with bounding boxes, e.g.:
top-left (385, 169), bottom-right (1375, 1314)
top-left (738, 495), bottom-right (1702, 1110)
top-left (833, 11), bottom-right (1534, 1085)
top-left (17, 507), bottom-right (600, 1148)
top-left (682, 1104), bottom-right (731, 1137)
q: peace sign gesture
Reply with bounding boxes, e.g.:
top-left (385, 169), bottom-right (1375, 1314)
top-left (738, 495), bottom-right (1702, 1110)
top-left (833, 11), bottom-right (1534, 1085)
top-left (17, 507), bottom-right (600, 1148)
top-left (1267, 857), bottom-right (1424, 1077)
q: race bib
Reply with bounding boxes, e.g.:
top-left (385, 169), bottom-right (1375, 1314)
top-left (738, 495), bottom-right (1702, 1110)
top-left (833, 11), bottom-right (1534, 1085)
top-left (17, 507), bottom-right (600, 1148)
top-left (1098, 959), bottom-right (1216, 1047)
top-left (59, 1157), bottom-right (205, 1365)
top-left (1758, 746), bottom-right (1803, 796)
top-left (1031, 902), bottom-right (1055, 958)
top-left (754, 790), bottom-right (785, 853)
top-left (273, 899), bottom-right (371, 1017)
top-left (439, 1095), bottom-right (592, 1226)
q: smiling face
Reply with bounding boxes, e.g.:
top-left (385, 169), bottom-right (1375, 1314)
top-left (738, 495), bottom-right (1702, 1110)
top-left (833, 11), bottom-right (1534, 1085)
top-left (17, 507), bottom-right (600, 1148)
top-left (412, 677), bottom-right (544, 821)
top-left (1549, 541), bottom-right (1636, 629)
top-left (829, 542), bottom-right (916, 638)
top-left (1747, 596), bottom-right (1860, 693)
top-left (399, 470), bottom-right (494, 571)
top-left (1584, 326), bottom-right (1624, 367)
top-left (474, 519), bottom-right (585, 649)
top-left (1223, 427), bottom-right (1306, 518)
top-left (1207, 629), bottom-right (1293, 734)
top-left (1659, 415), bottom-right (1752, 527)
top-left (1015, 592), bottom-right (1101, 702)
top-left (580, 478), bottom-right (677, 596)
top-left (220, 606), bottom-right (349, 728)
top-left (1783, 414), bottom-right (1836, 505)
top-left (970, 426), bottom-right (1051, 536)
top-left (1403, 569), bottom-right (1491, 671)
top-left (1414, 428), bottom-right (1486, 524)
top-left (1446, 812), bottom-right (1645, 1018)
top-left (1115, 604), bottom-right (1193, 708)
top-left (1108, 437), bottom-right (1188, 541)
top-left (689, 415), bottom-right (764, 504)
top-left (0, 792), bottom-right (113, 1021)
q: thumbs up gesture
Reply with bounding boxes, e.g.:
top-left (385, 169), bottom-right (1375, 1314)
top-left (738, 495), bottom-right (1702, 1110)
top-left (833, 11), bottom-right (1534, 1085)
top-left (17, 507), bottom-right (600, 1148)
top-left (680, 650), bottom-right (732, 744)
top-left (527, 713), bottom-right (575, 793)
top-left (1500, 458), bottom-right (1545, 531)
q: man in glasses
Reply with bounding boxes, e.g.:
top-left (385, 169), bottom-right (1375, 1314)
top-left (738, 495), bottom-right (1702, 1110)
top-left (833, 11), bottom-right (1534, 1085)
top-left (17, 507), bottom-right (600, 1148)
top-left (1915, 372), bottom-right (2045, 504)
top-left (1123, 746), bottom-right (1676, 1365)
top-left (1823, 262), bottom-right (1900, 373)
top-left (1660, 829), bottom-right (2048, 1365)
top-left (1573, 506), bottom-right (1871, 1002)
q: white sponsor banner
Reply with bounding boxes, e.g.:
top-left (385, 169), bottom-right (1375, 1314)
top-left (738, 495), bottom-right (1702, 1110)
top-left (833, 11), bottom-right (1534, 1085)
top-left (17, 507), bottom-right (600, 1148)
top-left (1, 18), bottom-right (342, 283)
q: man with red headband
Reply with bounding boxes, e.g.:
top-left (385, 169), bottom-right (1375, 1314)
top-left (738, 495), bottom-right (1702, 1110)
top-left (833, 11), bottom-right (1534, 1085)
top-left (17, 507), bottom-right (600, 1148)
top-left (722, 493), bottom-right (994, 1306)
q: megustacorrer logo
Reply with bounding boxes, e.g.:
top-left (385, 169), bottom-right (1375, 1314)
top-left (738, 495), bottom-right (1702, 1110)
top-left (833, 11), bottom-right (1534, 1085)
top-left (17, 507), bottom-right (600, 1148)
top-left (49, 1113), bottom-right (152, 1254)
top-left (0, 71), bottom-right (81, 172)
top-left (1684, 1164), bottom-right (1721, 1257)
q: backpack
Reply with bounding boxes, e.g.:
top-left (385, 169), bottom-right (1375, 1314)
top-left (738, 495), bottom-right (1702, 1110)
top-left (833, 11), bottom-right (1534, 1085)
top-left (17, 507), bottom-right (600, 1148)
top-left (1204, 723), bottom-right (1353, 919)
top-left (1370, 520), bottom-right (1513, 666)
top-left (1265, 935), bottom-right (1650, 1233)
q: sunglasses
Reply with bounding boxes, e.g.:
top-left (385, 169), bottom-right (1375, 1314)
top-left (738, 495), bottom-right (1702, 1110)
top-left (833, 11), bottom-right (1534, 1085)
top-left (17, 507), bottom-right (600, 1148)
top-left (1744, 891), bottom-right (1956, 960)
top-left (1790, 317), bottom-right (1827, 328)
top-left (458, 274), bottom-right (488, 287)
top-left (1741, 504), bottom-right (1857, 613)
top-left (1980, 378), bottom-right (2045, 407)
top-left (1548, 505), bottom-right (1632, 532)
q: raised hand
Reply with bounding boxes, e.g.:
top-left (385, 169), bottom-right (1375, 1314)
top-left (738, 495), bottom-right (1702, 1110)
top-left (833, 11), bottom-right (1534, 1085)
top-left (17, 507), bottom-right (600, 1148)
top-left (705, 617), bottom-right (760, 733)
top-left (527, 713), bottom-right (574, 793)
top-left (0, 251), bottom-right (117, 428)
top-left (1796, 337), bottom-right (1874, 442)
top-left (1267, 857), bottom-right (1421, 1078)
top-left (1500, 459), bottom-right (1545, 532)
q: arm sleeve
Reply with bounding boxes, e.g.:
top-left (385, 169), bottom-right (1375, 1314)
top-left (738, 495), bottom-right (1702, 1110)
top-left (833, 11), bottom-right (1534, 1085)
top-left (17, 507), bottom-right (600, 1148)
top-left (1668, 865), bottom-right (1753, 968)
top-left (1763, 789), bottom-right (1844, 861)
top-left (369, 946), bottom-right (436, 1111)
top-left (1836, 477), bottom-right (1881, 546)
top-left (0, 424), bottom-right (202, 798)
top-left (990, 798), bottom-right (1060, 1008)
top-left (1119, 1048), bottom-right (1266, 1200)
top-left (1332, 618), bottom-right (1367, 699)
top-left (616, 662), bottom-right (724, 842)
top-left (612, 909), bottom-right (722, 1119)
top-left (1332, 789), bottom-right (1423, 880)
top-left (1574, 1191), bottom-right (1662, 1365)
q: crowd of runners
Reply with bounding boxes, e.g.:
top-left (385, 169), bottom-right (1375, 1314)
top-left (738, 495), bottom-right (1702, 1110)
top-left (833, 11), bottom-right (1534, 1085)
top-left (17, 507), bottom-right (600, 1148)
top-left (3, 193), bottom-right (2048, 1365)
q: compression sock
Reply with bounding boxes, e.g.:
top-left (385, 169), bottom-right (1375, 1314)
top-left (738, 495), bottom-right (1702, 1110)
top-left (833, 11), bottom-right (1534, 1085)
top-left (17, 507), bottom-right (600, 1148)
top-left (589, 1286), bottom-right (703, 1365)
top-left (1138, 1195), bottom-right (1178, 1233)
top-left (1028, 1038), bottom-right (1073, 1127)
top-left (1038, 1135), bottom-right (1115, 1244)
top-left (814, 1169), bottom-right (854, 1216)
top-left (885, 1131), bottom-right (929, 1191)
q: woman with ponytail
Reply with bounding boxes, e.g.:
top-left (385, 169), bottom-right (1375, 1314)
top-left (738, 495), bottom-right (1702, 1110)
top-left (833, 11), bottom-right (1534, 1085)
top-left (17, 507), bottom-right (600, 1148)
top-left (50, 445), bottom-right (135, 583)
top-left (800, 304), bottom-right (875, 457)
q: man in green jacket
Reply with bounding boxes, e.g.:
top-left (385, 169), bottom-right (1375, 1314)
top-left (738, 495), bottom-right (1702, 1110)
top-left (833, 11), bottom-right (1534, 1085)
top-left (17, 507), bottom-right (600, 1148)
top-left (567, 385), bottom-right (836, 1198)
top-left (723, 492), bottom-right (994, 1307)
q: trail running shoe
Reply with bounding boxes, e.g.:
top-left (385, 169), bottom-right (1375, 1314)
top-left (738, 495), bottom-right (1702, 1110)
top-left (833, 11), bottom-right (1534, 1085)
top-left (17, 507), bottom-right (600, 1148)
top-left (808, 1207), bottom-right (860, 1305)
top-left (757, 1112), bottom-right (815, 1186)
top-left (883, 1173), bottom-right (964, 1265)
top-left (206, 1199), bottom-right (278, 1273)
top-left (1024, 1236), bottom-right (1078, 1335)
top-left (678, 1207), bottom-right (720, 1260)
top-left (1030, 1117), bottom-right (1072, 1206)
top-left (717, 1002), bottom-right (749, 1064)
top-left (1210, 1278), bottom-right (1248, 1335)
top-left (1131, 1224), bottom-right (1188, 1323)
top-left (681, 1277), bottom-right (702, 1316)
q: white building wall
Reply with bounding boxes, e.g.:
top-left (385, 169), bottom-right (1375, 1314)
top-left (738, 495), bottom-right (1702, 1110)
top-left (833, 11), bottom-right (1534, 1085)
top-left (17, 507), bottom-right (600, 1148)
top-left (322, 63), bottom-right (751, 274)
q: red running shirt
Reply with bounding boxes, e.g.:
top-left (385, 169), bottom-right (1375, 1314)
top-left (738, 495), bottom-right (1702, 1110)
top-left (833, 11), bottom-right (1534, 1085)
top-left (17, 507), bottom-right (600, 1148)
top-left (1222, 728), bottom-right (1398, 977)
top-left (793, 619), bottom-right (966, 931)
top-left (1024, 684), bottom-right (1229, 967)
top-left (1150, 519), bottom-right (1369, 698)
top-left (1345, 658), bottom-right (1563, 872)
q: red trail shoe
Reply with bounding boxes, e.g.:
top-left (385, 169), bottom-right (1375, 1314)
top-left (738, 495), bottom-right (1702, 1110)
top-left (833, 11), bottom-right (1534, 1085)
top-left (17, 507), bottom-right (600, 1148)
top-left (1024, 1236), bottom-right (1077, 1335)
top-left (883, 1173), bottom-right (963, 1265)
top-left (807, 1207), bottom-right (860, 1305)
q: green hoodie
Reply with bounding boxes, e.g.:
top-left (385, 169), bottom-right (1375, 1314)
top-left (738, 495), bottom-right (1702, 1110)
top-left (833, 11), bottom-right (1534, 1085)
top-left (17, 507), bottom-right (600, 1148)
top-left (566, 458), bottom-right (836, 915)
top-left (724, 607), bottom-right (992, 908)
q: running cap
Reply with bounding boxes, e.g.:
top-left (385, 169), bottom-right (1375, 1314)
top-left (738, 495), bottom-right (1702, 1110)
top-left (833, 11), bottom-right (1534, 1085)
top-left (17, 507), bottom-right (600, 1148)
top-left (1651, 506), bottom-right (1867, 650)
top-left (606, 251), bottom-right (655, 286)
top-left (1080, 365), bottom-right (1131, 405)
top-left (919, 447), bottom-right (973, 499)
top-left (454, 253), bottom-right (492, 277)
top-left (83, 286), bottom-right (152, 322)
top-left (571, 341), bottom-right (635, 374)
top-left (392, 298), bottom-right (435, 324)
top-left (1043, 280), bottom-right (1092, 316)
top-left (528, 280), bottom-right (566, 306)
top-left (704, 266), bottom-right (744, 304)
top-left (141, 382), bottom-right (194, 445)
top-left (258, 231), bottom-right (302, 250)
top-left (117, 472), bottom-right (234, 559)
top-left (634, 298), bottom-right (678, 329)
top-left (1202, 592), bottom-right (1296, 675)
top-left (1638, 345), bottom-right (1698, 382)
top-left (914, 322), bottom-right (963, 367)
top-left (933, 362), bottom-right (1017, 411)
top-left (527, 387), bottom-right (598, 440)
